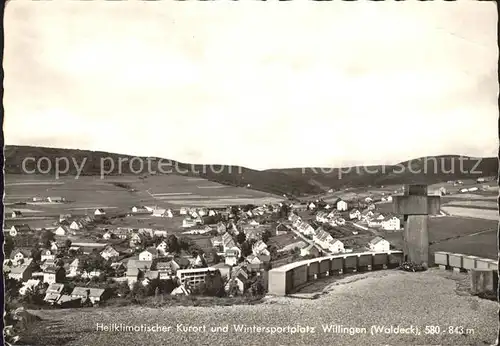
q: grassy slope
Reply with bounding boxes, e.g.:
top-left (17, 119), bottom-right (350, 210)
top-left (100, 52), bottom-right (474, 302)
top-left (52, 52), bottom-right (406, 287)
top-left (5, 146), bottom-right (498, 197)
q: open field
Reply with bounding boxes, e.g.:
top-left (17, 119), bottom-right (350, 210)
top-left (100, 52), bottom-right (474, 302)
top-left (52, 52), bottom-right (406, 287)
top-left (22, 270), bottom-right (497, 346)
top-left (5, 174), bottom-right (283, 212)
top-left (382, 216), bottom-right (497, 260)
top-left (443, 200), bottom-right (497, 208)
top-left (440, 206), bottom-right (498, 220)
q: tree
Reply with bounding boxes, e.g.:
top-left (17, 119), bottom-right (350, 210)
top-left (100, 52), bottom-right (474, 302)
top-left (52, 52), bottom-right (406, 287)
top-left (211, 248), bottom-right (221, 264)
top-left (64, 239), bottom-right (72, 249)
top-left (31, 247), bottom-right (42, 262)
top-left (4, 235), bottom-right (14, 258)
top-left (166, 235), bottom-right (179, 253)
top-left (240, 241), bottom-right (252, 258)
top-left (40, 230), bottom-right (55, 247)
top-left (236, 232), bottom-right (246, 245)
top-left (248, 276), bottom-right (266, 296)
top-left (261, 230), bottom-right (272, 244)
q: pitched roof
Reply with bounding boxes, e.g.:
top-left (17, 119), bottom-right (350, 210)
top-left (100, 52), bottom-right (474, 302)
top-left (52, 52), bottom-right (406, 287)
top-left (369, 236), bottom-right (387, 245)
top-left (71, 287), bottom-right (105, 297)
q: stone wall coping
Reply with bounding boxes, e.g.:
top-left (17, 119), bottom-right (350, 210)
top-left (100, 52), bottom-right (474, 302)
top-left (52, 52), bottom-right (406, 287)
top-left (269, 251), bottom-right (403, 273)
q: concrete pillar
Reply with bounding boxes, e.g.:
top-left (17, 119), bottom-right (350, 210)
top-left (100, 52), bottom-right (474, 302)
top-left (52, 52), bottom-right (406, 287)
top-left (404, 215), bottom-right (429, 267)
top-left (470, 269), bottom-right (498, 296)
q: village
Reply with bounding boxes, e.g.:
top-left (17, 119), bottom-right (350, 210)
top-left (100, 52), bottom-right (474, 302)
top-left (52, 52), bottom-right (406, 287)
top-left (3, 188), bottom-right (413, 310)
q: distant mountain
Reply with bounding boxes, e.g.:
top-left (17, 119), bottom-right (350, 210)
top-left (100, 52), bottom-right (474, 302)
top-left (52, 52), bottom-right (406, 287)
top-left (4, 146), bottom-right (498, 197)
top-left (267, 155), bottom-right (498, 191)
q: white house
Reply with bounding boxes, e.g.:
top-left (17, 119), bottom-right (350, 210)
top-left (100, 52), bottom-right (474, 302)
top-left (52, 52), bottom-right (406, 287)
top-left (100, 246), bottom-right (120, 261)
top-left (349, 209), bottom-right (361, 220)
top-left (336, 200), bottom-right (348, 211)
top-left (9, 225), bottom-right (31, 237)
top-left (94, 208), bottom-right (106, 216)
top-left (69, 221), bottom-right (82, 231)
top-left (328, 239), bottom-right (345, 254)
top-left (468, 187), bottom-right (479, 192)
top-left (297, 222), bottom-right (315, 236)
top-left (11, 211), bottom-right (22, 218)
top-left (55, 226), bottom-right (70, 236)
top-left (131, 206), bottom-right (149, 214)
top-left (316, 212), bottom-right (329, 223)
top-left (365, 197), bottom-right (373, 203)
top-left (152, 208), bottom-right (169, 217)
top-left (307, 202), bottom-right (316, 210)
top-left (381, 217), bottom-right (401, 231)
top-left (182, 218), bottom-right (196, 228)
top-left (40, 249), bottom-right (55, 262)
top-left (102, 231), bottom-right (114, 240)
top-left (139, 248), bottom-right (159, 261)
top-left (368, 237), bottom-right (391, 252)
top-left (179, 207), bottom-right (188, 215)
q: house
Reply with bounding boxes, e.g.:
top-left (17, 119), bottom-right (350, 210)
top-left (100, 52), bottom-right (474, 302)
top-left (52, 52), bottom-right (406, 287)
top-left (316, 211), bottom-right (329, 223)
top-left (349, 209), bottom-right (361, 220)
top-left (56, 225), bottom-right (72, 237)
top-left (252, 240), bottom-right (268, 256)
top-left (313, 229), bottom-right (344, 253)
top-left (56, 295), bottom-right (82, 308)
top-left (43, 266), bottom-right (66, 284)
top-left (10, 249), bottom-right (31, 264)
top-left (8, 262), bottom-right (34, 282)
top-left (179, 207), bottom-right (188, 215)
top-left (275, 223), bottom-right (289, 236)
top-left (297, 222), bottom-right (315, 236)
top-left (44, 283), bottom-right (65, 304)
top-left (208, 209), bottom-right (217, 217)
top-left (336, 200), bottom-right (348, 211)
top-left (113, 228), bottom-right (129, 239)
top-left (368, 237), bottom-right (391, 252)
top-left (225, 267), bottom-right (249, 294)
top-left (222, 232), bottom-right (237, 251)
top-left (100, 246), bottom-right (120, 261)
top-left (102, 231), bottom-right (114, 240)
top-left (153, 229), bottom-right (168, 238)
top-left (71, 287), bottom-right (107, 304)
top-left (245, 254), bottom-right (268, 271)
top-left (40, 249), bottom-right (55, 262)
top-left (171, 285), bottom-right (192, 296)
top-left (69, 221), bottom-right (83, 231)
top-left (11, 211), bottom-right (23, 218)
top-left (382, 217), bottom-right (401, 231)
top-left (211, 235), bottom-right (223, 248)
top-left (224, 248), bottom-right (241, 266)
top-left (313, 229), bottom-right (335, 250)
top-left (361, 210), bottom-right (375, 220)
top-left (139, 248), bottom-right (159, 261)
top-left (367, 203), bottom-right (376, 211)
top-left (129, 233), bottom-right (145, 248)
top-left (328, 239), bottom-right (344, 254)
top-left (156, 241), bottom-right (169, 256)
top-left (307, 202), bottom-right (316, 210)
top-left (47, 196), bottom-right (66, 203)
top-left (278, 240), bottom-right (308, 253)
top-left (131, 206), bottom-right (149, 214)
top-left (300, 244), bottom-right (321, 257)
top-left (94, 208), bottom-right (106, 216)
top-left (215, 222), bottom-right (226, 234)
top-left (468, 187), bottom-right (479, 192)
top-left (182, 218), bottom-right (197, 228)
top-left (9, 224), bottom-right (31, 237)
top-left (152, 208), bottom-right (168, 217)
top-left (365, 197), bottom-right (373, 203)
top-left (68, 259), bottom-right (84, 277)
top-left (176, 267), bottom-right (217, 288)
top-left (368, 218), bottom-right (383, 228)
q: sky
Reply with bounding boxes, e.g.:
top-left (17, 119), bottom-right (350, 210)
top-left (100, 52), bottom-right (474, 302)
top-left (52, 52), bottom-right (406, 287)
top-left (3, 1), bottom-right (498, 170)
